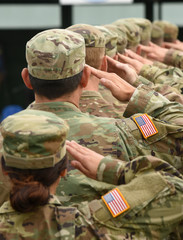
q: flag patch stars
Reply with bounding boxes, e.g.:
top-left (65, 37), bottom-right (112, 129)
top-left (102, 188), bottom-right (130, 218)
top-left (133, 113), bottom-right (158, 139)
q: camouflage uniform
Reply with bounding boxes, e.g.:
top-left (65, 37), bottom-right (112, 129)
top-left (79, 90), bottom-right (125, 118)
top-left (139, 64), bottom-right (183, 94)
top-left (24, 29), bottom-right (183, 211)
top-left (164, 48), bottom-right (183, 70)
top-left (25, 29), bottom-right (183, 167)
top-left (0, 110), bottom-right (183, 239)
top-left (134, 75), bottom-right (183, 105)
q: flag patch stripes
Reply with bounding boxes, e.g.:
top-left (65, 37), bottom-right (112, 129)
top-left (102, 188), bottom-right (130, 217)
top-left (133, 113), bottom-right (158, 139)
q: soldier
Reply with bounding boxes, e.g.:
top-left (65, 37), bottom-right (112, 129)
top-left (21, 29), bottom-right (183, 205)
top-left (153, 20), bottom-right (179, 43)
top-left (112, 19), bottom-right (141, 52)
top-left (115, 43), bottom-right (183, 96)
top-left (67, 23), bottom-right (125, 118)
top-left (139, 41), bottom-right (183, 71)
top-left (0, 109), bottom-right (183, 239)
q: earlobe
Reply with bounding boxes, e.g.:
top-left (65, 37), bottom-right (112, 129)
top-left (60, 169), bottom-right (67, 177)
top-left (21, 68), bottom-right (33, 90)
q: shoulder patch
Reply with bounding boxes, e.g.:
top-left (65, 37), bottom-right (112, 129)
top-left (102, 188), bottom-right (130, 217)
top-left (132, 113), bottom-right (158, 139)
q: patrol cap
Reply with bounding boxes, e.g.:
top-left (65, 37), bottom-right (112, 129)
top-left (26, 29), bottom-right (85, 80)
top-left (1, 109), bottom-right (69, 169)
top-left (151, 24), bottom-right (164, 46)
top-left (153, 20), bottom-right (178, 42)
top-left (104, 24), bottom-right (127, 54)
top-left (125, 18), bottom-right (152, 45)
top-left (67, 24), bottom-right (106, 48)
top-left (112, 19), bottom-right (141, 51)
top-left (95, 25), bottom-right (118, 58)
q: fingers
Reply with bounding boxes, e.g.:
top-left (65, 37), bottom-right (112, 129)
top-left (138, 44), bottom-right (152, 54)
top-left (66, 140), bottom-right (88, 162)
top-left (100, 78), bottom-right (119, 93)
top-left (71, 160), bottom-right (88, 175)
top-left (87, 64), bottom-right (113, 80)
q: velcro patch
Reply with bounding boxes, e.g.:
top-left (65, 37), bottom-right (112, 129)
top-left (133, 113), bottom-right (158, 139)
top-left (102, 188), bottom-right (130, 218)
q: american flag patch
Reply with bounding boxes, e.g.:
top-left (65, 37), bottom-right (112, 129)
top-left (133, 114), bottom-right (158, 139)
top-left (102, 188), bottom-right (130, 218)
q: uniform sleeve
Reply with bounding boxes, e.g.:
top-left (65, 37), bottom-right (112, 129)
top-left (123, 84), bottom-right (183, 125)
top-left (164, 48), bottom-right (183, 69)
top-left (96, 155), bottom-right (182, 185)
top-left (134, 75), bottom-right (183, 104)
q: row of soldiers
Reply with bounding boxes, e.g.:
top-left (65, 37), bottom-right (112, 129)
top-left (0, 18), bottom-right (183, 239)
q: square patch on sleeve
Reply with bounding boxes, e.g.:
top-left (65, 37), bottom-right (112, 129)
top-left (102, 188), bottom-right (130, 218)
top-left (133, 113), bottom-right (158, 139)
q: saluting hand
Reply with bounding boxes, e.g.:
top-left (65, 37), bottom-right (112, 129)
top-left (66, 140), bottom-right (103, 180)
top-left (86, 64), bottom-right (136, 102)
top-left (106, 55), bottom-right (138, 85)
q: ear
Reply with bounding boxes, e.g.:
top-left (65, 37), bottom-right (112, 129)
top-left (100, 56), bottom-right (107, 72)
top-left (60, 169), bottom-right (67, 177)
top-left (80, 66), bottom-right (90, 88)
top-left (21, 68), bottom-right (33, 90)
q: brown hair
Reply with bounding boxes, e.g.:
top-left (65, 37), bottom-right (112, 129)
top-left (85, 47), bottom-right (105, 69)
top-left (1, 155), bottom-right (67, 213)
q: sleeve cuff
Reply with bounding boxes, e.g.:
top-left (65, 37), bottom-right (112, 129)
top-left (97, 156), bottom-right (125, 185)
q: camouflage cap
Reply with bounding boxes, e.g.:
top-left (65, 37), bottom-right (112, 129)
top-left (151, 24), bottom-right (164, 46)
top-left (112, 19), bottom-right (141, 51)
top-left (125, 18), bottom-right (152, 45)
top-left (95, 26), bottom-right (118, 58)
top-left (26, 29), bottom-right (85, 80)
top-left (153, 20), bottom-right (179, 42)
top-left (104, 24), bottom-right (127, 54)
top-left (1, 109), bottom-right (69, 169)
top-left (67, 24), bottom-right (106, 48)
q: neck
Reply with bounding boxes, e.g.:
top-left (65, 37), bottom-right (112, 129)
top-left (84, 75), bottom-right (99, 92)
top-left (50, 176), bottom-right (61, 195)
top-left (34, 88), bottom-right (82, 108)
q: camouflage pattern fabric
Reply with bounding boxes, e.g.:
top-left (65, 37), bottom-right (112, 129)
top-left (152, 61), bottom-right (169, 69)
top-left (1, 109), bottom-right (69, 169)
top-left (164, 48), bottom-right (183, 70)
top-left (26, 29), bottom-right (85, 80)
top-left (151, 23), bottom-right (164, 46)
top-left (80, 90), bottom-right (126, 118)
top-left (124, 18), bottom-right (152, 46)
top-left (99, 84), bottom-right (127, 114)
top-left (28, 84), bottom-right (183, 206)
top-left (139, 64), bottom-right (183, 94)
top-left (95, 25), bottom-right (118, 58)
top-left (0, 155), bottom-right (183, 239)
top-left (112, 19), bottom-right (141, 51)
top-left (104, 24), bottom-right (127, 54)
top-left (135, 75), bottom-right (183, 105)
top-left (67, 24), bottom-right (106, 48)
top-left (153, 20), bottom-right (179, 42)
